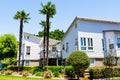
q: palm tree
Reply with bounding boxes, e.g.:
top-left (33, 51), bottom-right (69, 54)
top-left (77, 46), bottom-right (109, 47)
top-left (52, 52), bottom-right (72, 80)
top-left (39, 1), bottom-right (56, 70)
top-left (39, 20), bottom-right (47, 67)
top-left (39, 20), bottom-right (51, 67)
top-left (14, 10), bottom-right (30, 72)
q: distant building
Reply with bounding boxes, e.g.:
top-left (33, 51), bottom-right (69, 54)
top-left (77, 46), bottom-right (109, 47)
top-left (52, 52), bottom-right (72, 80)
top-left (62, 16), bottom-right (120, 67)
top-left (18, 32), bottom-right (61, 66)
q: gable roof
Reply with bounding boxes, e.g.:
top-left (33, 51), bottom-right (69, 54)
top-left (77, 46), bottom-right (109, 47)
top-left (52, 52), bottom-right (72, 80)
top-left (24, 32), bottom-right (61, 47)
top-left (39, 38), bottom-right (61, 47)
top-left (62, 16), bottom-right (120, 40)
top-left (24, 32), bottom-right (41, 40)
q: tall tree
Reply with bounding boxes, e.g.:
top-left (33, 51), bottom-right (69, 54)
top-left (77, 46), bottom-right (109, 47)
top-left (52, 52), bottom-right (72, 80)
top-left (49, 29), bottom-right (64, 40)
top-left (37, 29), bottom-right (64, 40)
top-left (0, 34), bottom-right (18, 60)
top-left (39, 1), bottom-right (56, 70)
top-left (39, 20), bottom-right (47, 67)
top-left (14, 10), bottom-right (30, 72)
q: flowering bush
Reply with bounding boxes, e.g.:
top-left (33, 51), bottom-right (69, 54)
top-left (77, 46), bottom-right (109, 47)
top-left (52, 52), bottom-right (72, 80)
top-left (43, 70), bottom-right (53, 78)
top-left (4, 70), bottom-right (13, 75)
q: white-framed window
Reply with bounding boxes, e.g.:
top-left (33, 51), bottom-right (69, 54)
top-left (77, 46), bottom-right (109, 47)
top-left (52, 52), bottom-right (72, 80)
top-left (26, 46), bottom-right (30, 55)
top-left (88, 38), bottom-right (93, 50)
top-left (90, 58), bottom-right (94, 66)
top-left (52, 46), bottom-right (56, 52)
top-left (75, 38), bottom-right (78, 50)
top-left (26, 60), bottom-right (30, 66)
top-left (117, 37), bottom-right (120, 48)
top-left (80, 37), bottom-right (93, 50)
top-left (81, 37), bottom-right (86, 50)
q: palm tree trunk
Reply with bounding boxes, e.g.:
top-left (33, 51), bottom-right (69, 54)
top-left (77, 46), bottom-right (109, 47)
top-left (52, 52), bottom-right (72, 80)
top-left (43, 25), bottom-right (46, 67)
top-left (46, 13), bottom-right (49, 70)
top-left (18, 19), bottom-right (23, 72)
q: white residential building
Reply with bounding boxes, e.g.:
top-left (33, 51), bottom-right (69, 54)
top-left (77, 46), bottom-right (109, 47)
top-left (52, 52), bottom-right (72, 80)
top-left (19, 17), bottom-right (120, 67)
top-left (62, 16), bottom-right (120, 67)
top-left (19, 32), bottom-right (61, 66)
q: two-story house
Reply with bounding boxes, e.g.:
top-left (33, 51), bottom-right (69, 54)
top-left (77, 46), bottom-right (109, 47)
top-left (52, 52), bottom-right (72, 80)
top-left (62, 16), bottom-right (120, 66)
top-left (19, 32), bottom-right (61, 66)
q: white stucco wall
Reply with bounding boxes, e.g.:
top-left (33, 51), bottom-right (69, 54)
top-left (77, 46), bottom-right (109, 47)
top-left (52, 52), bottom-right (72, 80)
top-left (24, 36), bottom-right (41, 60)
top-left (62, 18), bottom-right (120, 59)
top-left (77, 20), bottom-right (120, 33)
top-left (103, 32), bottom-right (116, 56)
top-left (78, 31), bottom-right (104, 58)
top-left (62, 23), bottom-right (78, 59)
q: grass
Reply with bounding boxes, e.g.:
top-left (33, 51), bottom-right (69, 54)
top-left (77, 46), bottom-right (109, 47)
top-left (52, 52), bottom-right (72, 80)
top-left (0, 74), bottom-right (52, 80)
top-left (112, 78), bottom-right (120, 80)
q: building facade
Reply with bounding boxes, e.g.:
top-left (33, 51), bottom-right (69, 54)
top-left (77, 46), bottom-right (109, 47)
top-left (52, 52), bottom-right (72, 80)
top-left (19, 17), bottom-right (120, 67)
top-left (19, 32), bottom-right (61, 66)
top-left (62, 16), bottom-right (120, 67)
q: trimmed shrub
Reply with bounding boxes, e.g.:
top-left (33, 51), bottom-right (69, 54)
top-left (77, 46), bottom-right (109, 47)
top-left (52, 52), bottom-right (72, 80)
top-left (48, 66), bottom-right (64, 72)
top-left (53, 71), bottom-right (60, 77)
top-left (65, 66), bottom-right (75, 77)
top-left (66, 50), bottom-right (90, 79)
top-left (35, 72), bottom-right (44, 76)
top-left (89, 67), bottom-right (120, 79)
top-left (29, 66), bottom-right (43, 74)
top-left (7, 66), bottom-right (43, 72)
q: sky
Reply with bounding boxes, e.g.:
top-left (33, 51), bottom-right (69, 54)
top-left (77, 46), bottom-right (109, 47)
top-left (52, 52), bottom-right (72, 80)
top-left (1, 0), bottom-right (120, 40)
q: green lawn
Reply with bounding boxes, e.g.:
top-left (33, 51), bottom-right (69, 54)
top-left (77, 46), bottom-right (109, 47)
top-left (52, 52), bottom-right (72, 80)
top-left (112, 78), bottom-right (120, 80)
top-left (0, 74), bottom-right (52, 80)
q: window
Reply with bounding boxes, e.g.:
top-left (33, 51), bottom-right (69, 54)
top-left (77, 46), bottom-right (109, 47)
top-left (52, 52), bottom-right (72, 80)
top-left (66, 42), bottom-right (69, 52)
top-left (102, 39), bottom-right (104, 51)
top-left (81, 38), bottom-right (86, 50)
top-left (27, 36), bottom-right (29, 39)
top-left (52, 47), bottom-right (56, 52)
top-left (117, 37), bottom-right (120, 48)
top-left (90, 58), bottom-right (94, 66)
top-left (88, 38), bottom-right (93, 50)
top-left (75, 38), bottom-right (78, 50)
top-left (80, 37), bottom-right (93, 50)
top-left (109, 44), bottom-right (114, 49)
top-left (26, 46), bottom-right (30, 55)
top-left (62, 45), bottom-right (65, 50)
top-left (26, 60), bottom-right (30, 66)
top-left (75, 38), bottom-right (78, 46)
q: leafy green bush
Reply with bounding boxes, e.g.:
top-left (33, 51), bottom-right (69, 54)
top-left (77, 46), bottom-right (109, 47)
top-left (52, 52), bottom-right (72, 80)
top-left (89, 69), bottom-right (103, 79)
top-left (7, 66), bottom-right (43, 72)
top-left (35, 72), bottom-right (43, 76)
top-left (65, 66), bottom-right (75, 77)
top-left (0, 58), bottom-right (17, 67)
top-left (48, 66), bottom-right (64, 72)
top-left (29, 66), bottom-right (43, 73)
top-left (112, 68), bottom-right (120, 77)
top-left (53, 71), bottom-right (60, 77)
top-left (66, 50), bottom-right (90, 79)
top-left (89, 68), bottom-right (120, 79)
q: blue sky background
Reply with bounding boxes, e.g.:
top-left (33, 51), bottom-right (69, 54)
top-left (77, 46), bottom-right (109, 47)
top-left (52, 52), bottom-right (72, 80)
top-left (1, 0), bottom-right (120, 40)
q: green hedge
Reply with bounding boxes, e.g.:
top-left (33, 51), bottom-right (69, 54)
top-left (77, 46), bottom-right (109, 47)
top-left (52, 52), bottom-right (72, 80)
top-left (6, 66), bottom-right (75, 76)
top-left (7, 66), bottom-right (43, 72)
top-left (89, 68), bottom-right (120, 79)
top-left (64, 66), bottom-right (75, 77)
top-left (48, 66), bottom-right (64, 72)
